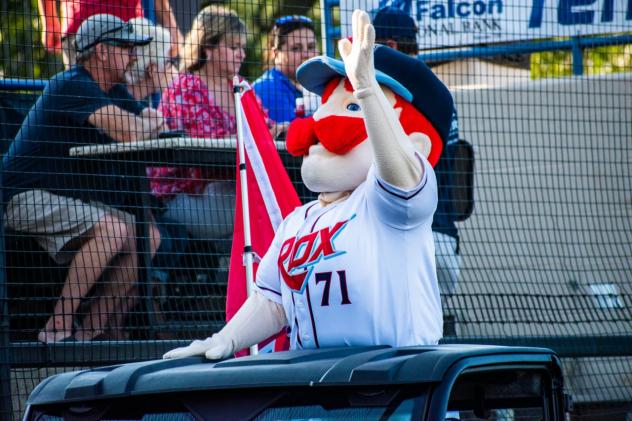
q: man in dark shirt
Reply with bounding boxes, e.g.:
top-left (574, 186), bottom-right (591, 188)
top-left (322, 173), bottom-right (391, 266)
top-left (3, 14), bottom-right (165, 343)
top-left (373, 6), bottom-right (461, 296)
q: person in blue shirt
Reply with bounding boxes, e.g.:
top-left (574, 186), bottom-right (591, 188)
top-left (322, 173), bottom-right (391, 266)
top-left (253, 15), bottom-right (318, 125)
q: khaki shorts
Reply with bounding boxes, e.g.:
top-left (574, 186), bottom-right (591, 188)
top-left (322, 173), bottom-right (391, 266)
top-left (4, 190), bottom-right (135, 265)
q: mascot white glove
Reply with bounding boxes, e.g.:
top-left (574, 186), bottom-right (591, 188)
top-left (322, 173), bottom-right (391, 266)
top-left (337, 10), bottom-right (376, 92)
top-left (162, 335), bottom-right (232, 360)
top-left (163, 292), bottom-right (288, 360)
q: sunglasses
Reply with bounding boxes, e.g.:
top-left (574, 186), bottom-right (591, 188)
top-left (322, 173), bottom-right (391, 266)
top-left (166, 56), bottom-right (180, 67)
top-left (103, 40), bottom-right (136, 49)
top-left (274, 15), bottom-right (313, 27)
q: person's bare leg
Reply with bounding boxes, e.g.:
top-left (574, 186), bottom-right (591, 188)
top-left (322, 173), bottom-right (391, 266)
top-left (77, 224), bottom-right (161, 341)
top-left (75, 253), bottom-right (135, 341)
top-left (108, 224), bottom-right (162, 338)
top-left (38, 215), bottom-right (131, 343)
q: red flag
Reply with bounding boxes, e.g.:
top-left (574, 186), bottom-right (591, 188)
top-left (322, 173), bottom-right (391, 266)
top-left (226, 86), bottom-right (301, 354)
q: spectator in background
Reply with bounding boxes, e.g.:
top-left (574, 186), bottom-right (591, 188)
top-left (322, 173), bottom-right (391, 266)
top-left (147, 5), bottom-right (246, 251)
top-left (124, 17), bottom-right (179, 104)
top-left (3, 14), bottom-right (163, 343)
top-left (253, 15), bottom-right (319, 125)
top-left (372, 6), bottom-right (419, 55)
top-left (374, 6), bottom-right (462, 296)
top-left (38, 0), bottom-right (184, 68)
top-left (114, 17), bottom-right (189, 328)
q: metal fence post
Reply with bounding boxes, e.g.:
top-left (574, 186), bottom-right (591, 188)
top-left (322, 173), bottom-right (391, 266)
top-left (0, 160), bottom-right (13, 419)
top-left (321, 0), bottom-right (339, 58)
top-left (572, 36), bottom-right (584, 75)
top-left (141, 0), bottom-right (156, 23)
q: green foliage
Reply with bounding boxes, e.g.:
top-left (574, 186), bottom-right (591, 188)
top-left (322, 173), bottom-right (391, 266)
top-left (531, 50), bottom-right (572, 79)
top-left (0, 0), bottom-right (322, 81)
top-left (0, 0), bottom-right (62, 79)
top-left (585, 44), bottom-right (632, 75)
top-left (1, 0), bottom-right (630, 82)
top-left (531, 43), bottom-right (632, 79)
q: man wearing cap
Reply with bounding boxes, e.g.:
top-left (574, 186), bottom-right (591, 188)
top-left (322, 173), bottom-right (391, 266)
top-left (3, 14), bottom-right (165, 343)
top-left (164, 9), bottom-right (453, 360)
top-left (374, 6), bottom-right (463, 299)
top-left (373, 5), bottom-right (419, 55)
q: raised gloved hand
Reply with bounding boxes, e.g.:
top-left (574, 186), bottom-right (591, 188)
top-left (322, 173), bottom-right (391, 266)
top-left (163, 292), bottom-right (288, 360)
top-left (337, 9), bottom-right (423, 190)
top-left (337, 10), bottom-right (377, 92)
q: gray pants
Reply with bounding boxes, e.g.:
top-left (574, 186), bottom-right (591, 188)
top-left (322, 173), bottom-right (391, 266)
top-left (433, 231), bottom-right (461, 296)
top-left (162, 181), bottom-right (235, 254)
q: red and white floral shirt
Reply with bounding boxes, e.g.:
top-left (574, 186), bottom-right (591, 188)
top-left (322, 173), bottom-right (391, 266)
top-left (147, 74), bottom-right (237, 199)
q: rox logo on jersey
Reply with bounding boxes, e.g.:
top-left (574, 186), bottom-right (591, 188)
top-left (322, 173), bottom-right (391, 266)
top-left (277, 217), bottom-right (353, 292)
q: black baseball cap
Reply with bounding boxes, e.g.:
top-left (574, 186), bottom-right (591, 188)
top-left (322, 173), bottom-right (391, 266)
top-left (296, 45), bottom-right (454, 143)
top-left (373, 6), bottom-right (417, 41)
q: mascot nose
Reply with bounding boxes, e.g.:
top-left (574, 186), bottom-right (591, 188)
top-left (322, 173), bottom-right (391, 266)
top-left (286, 116), bottom-right (318, 157)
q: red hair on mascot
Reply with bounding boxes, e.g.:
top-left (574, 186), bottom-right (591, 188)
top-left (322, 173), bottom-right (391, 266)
top-left (287, 77), bottom-right (443, 165)
top-left (164, 10), bottom-right (454, 361)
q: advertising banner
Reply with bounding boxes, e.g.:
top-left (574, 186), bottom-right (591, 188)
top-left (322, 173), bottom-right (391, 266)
top-left (341, 0), bottom-right (632, 48)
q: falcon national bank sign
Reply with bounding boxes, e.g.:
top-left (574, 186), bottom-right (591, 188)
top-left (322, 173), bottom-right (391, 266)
top-left (341, 0), bottom-right (632, 47)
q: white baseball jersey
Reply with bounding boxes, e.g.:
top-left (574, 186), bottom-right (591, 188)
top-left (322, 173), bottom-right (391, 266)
top-left (255, 157), bottom-right (443, 349)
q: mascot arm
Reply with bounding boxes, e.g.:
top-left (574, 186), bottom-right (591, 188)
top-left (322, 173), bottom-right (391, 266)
top-left (163, 292), bottom-right (288, 360)
top-left (338, 10), bottom-right (423, 190)
top-left (354, 84), bottom-right (422, 190)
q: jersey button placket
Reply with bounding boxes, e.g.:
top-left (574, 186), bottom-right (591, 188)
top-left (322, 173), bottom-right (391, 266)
top-left (296, 299), bottom-right (312, 346)
top-left (295, 301), bottom-right (306, 343)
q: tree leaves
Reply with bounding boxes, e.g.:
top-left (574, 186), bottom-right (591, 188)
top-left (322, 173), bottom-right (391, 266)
top-left (1, 0), bottom-right (62, 79)
top-left (0, 1), bottom-right (628, 81)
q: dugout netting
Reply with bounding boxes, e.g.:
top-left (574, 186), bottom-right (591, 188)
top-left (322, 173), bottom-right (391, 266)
top-left (1, 0), bottom-right (631, 419)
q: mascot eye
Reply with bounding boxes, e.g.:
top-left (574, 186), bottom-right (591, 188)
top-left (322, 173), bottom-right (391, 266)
top-left (346, 103), bottom-right (361, 112)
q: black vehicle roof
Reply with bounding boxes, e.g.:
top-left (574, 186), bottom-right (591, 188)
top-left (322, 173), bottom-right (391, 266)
top-left (27, 344), bottom-right (557, 406)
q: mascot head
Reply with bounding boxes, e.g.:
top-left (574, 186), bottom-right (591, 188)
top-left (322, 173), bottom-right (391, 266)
top-left (286, 44), bottom-right (453, 194)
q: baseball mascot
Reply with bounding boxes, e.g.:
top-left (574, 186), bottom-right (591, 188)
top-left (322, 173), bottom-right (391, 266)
top-left (164, 10), bottom-right (454, 360)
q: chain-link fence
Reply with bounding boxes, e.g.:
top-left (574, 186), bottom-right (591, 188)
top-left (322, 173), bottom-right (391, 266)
top-left (1, 0), bottom-right (631, 419)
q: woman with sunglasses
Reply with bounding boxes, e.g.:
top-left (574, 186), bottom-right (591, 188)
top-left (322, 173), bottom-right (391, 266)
top-left (253, 15), bottom-right (319, 125)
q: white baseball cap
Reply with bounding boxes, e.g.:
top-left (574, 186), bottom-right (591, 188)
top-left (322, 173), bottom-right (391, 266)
top-left (75, 14), bottom-right (152, 52)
